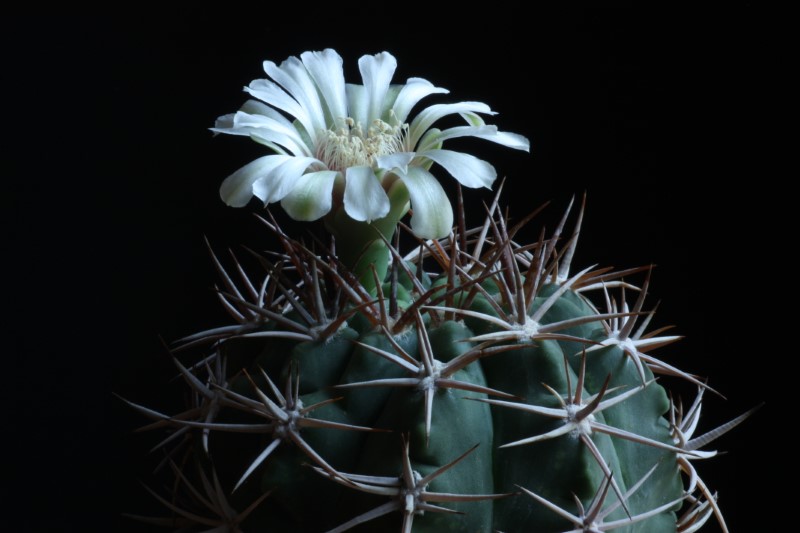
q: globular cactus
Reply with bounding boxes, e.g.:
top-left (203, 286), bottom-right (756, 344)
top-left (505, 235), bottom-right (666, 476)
top-left (124, 49), bottom-right (753, 532)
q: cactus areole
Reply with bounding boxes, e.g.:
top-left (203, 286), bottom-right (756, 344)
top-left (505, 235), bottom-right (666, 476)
top-left (125, 49), bottom-right (753, 532)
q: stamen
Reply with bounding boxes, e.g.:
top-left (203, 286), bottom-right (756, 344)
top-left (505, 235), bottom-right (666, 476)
top-left (316, 117), bottom-right (408, 172)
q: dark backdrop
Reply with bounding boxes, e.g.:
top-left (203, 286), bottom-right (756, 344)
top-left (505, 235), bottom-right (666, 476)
top-left (6, 10), bottom-right (777, 531)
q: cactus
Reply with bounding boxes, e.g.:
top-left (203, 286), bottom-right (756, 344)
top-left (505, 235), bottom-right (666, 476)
top-left (123, 49), bottom-right (753, 532)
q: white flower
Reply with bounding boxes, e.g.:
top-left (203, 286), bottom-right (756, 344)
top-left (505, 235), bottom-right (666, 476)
top-left (213, 49), bottom-right (529, 239)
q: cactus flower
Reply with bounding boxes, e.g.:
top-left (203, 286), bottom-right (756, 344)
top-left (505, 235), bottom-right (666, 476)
top-left (213, 49), bottom-right (529, 239)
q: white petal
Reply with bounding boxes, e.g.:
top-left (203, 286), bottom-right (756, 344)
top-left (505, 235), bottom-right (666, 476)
top-left (211, 111), bottom-right (309, 156)
top-left (235, 112), bottom-right (309, 155)
top-left (253, 156), bottom-right (321, 204)
top-left (214, 112), bottom-right (236, 131)
top-left (358, 51), bottom-right (397, 126)
top-left (391, 77), bottom-right (449, 124)
top-left (375, 152), bottom-right (416, 174)
top-left (408, 101), bottom-right (495, 149)
top-left (219, 155), bottom-right (287, 207)
top-left (343, 166), bottom-right (390, 222)
top-left (420, 125), bottom-right (529, 152)
top-left (381, 85), bottom-right (403, 119)
top-left (418, 149), bottom-right (496, 189)
top-left (213, 99), bottom-right (314, 156)
top-left (238, 99), bottom-right (306, 134)
top-left (246, 79), bottom-right (316, 144)
top-left (280, 170), bottom-right (338, 221)
top-left (262, 57), bottom-right (326, 141)
top-left (346, 84), bottom-right (367, 130)
top-left (416, 125), bottom-right (495, 152)
top-left (482, 130), bottom-right (529, 151)
top-left (458, 110), bottom-right (489, 127)
top-left (301, 49), bottom-right (348, 130)
top-left (473, 131), bottom-right (531, 152)
top-left (397, 166), bottom-right (453, 239)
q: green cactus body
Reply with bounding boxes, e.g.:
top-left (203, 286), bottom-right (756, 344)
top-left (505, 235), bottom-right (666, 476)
top-left (125, 198), bottom-right (736, 533)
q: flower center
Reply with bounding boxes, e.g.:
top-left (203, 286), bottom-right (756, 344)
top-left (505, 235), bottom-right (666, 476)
top-left (317, 117), bottom-right (407, 172)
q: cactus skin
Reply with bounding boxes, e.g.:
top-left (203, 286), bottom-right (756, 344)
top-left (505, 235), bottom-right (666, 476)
top-left (125, 197), bottom-right (738, 532)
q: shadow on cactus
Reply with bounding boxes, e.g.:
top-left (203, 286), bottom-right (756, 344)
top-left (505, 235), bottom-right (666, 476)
top-left (122, 49), bottom-right (755, 532)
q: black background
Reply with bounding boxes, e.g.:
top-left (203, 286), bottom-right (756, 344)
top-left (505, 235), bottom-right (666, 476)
top-left (6, 9), bottom-right (779, 531)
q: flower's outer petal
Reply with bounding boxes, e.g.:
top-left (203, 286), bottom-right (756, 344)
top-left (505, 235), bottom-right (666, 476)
top-left (358, 52), bottom-right (398, 126)
top-left (484, 130), bottom-right (530, 151)
top-left (421, 125), bottom-right (530, 152)
top-left (214, 113), bottom-right (236, 130)
top-left (219, 155), bottom-right (287, 207)
top-left (235, 112), bottom-right (309, 154)
top-left (246, 79), bottom-right (317, 144)
top-left (343, 166), bottom-right (391, 223)
top-left (211, 112), bottom-right (309, 156)
top-left (239, 99), bottom-right (284, 118)
top-left (253, 156), bottom-right (321, 204)
top-left (240, 99), bottom-right (304, 131)
top-left (419, 149), bottom-right (496, 189)
top-left (280, 170), bottom-right (338, 221)
top-left (391, 77), bottom-right (449, 125)
top-left (263, 57), bottom-right (326, 142)
top-left (375, 152), bottom-right (416, 174)
top-left (408, 102), bottom-right (496, 149)
top-left (396, 166), bottom-right (453, 239)
top-left (301, 49), bottom-right (348, 131)
top-left (416, 125), bottom-right (496, 152)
